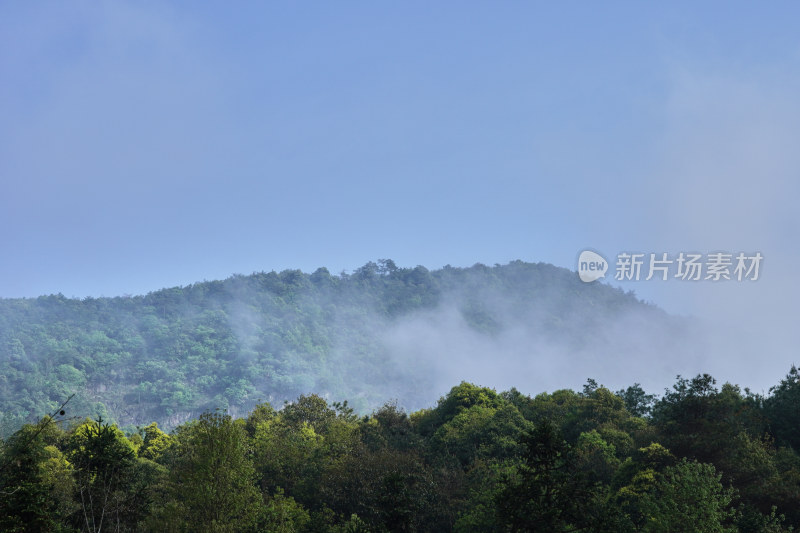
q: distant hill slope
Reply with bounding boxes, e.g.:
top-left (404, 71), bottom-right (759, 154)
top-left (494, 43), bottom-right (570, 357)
top-left (0, 260), bottom-right (696, 435)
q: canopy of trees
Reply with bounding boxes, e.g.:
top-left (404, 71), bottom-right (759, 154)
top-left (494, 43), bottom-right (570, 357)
top-left (0, 260), bottom-right (675, 436)
top-left (2, 372), bottom-right (800, 532)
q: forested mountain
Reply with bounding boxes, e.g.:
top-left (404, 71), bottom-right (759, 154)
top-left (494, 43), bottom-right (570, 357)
top-left (0, 260), bottom-right (692, 436)
top-left (2, 260), bottom-right (800, 531)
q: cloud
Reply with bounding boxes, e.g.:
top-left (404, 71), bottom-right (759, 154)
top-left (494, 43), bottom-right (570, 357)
top-left (378, 283), bottom-right (706, 407)
top-left (628, 62), bottom-right (800, 392)
top-left (376, 63), bottom-right (800, 402)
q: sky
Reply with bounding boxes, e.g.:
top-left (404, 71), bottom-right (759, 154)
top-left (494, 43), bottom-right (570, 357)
top-left (2, 2), bottom-right (800, 389)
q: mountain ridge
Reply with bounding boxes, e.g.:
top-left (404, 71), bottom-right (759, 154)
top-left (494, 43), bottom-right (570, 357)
top-left (0, 259), bottom-right (685, 436)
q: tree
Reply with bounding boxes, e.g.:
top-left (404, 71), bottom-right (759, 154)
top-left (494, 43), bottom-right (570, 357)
top-left (281, 394), bottom-right (337, 434)
top-left (0, 421), bottom-right (74, 532)
top-left (244, 401), bottom-right (276, 438)
top-left (321, 445), bottom-right (436, 532)
top-left (651, 375), bottom-right (764, 466)
top-left (763, 365), bottom-right (800, 450)
top-left (137, 422), bottom-right (175, 462)
top-left (261, 487), bottom-right (311, 532)
top-left (430, 402), bottom-right (531, 466)
top-left (67, 417), bottom-right (137, 532)
top-left (496, 419), bottom-right (600, 532)
top-left (617, 383), bottom-right (657, 418)
top-left (170, 411), bottom-right (261, 532)
top-left (639, 458), bottom-right (735, 532)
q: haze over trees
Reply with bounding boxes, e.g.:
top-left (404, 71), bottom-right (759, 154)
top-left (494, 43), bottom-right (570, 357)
top-left (1, 260), bottom-right (799, 530)
top-left (0, 260), bottom-right (696, 436)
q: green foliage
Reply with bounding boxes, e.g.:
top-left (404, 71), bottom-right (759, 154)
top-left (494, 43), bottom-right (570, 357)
top-left (415, 382), bottom-right (504, 437)
top-left (3, 368), bottom-right (800, 531)
top-left (763, 365), bottom-right (800, 450)
top-left (254, 415), bottom-right (326, 505)
top-left (67, 417), bottom-right (138, 532)
top-left (576, 429), bottom-right (620, 484)
top-left (735, 504), bottom-right (794, 533)
top-left (138, 421), bottom-right (175, 462)
top-left (651, 375), bottom-right (765, 464)
top-left (0, 422), bottom-right (75, 532)
top-left (170, 411), bottom-right (261, 532)
top-left (430, 401), bottom-right (531, 466)
top-left (0, 260), bottom-right (668, 437)
top-left (617, 383), bottom-right (657, 417)
top-left (321, 445), bottom-right (437, 532)
top-left (282, 394), bottom-right (338, 434)
top-left (244, 401), bottom-right (276, 437)
top-left (261, 487), bottom-right (311, 533)
top-left (360, 402), bottom-right (423, 453)
top-left (638, 458), bottom-right (736, 532)
top-left (496, 419), bottom-right (599, 531)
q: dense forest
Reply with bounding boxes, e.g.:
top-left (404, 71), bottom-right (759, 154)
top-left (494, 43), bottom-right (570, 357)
top-left (5, 259), bottom-right (795, 531)
top-left (2, 372), bottom-right (800, 532)
top-left (0, 260), bottom-right (692, 437)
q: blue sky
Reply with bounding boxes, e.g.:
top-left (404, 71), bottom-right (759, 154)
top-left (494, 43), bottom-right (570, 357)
top-left (2, 1), bottom-right (799, 328)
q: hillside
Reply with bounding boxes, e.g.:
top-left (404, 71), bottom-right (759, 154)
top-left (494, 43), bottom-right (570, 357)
top-left (0, 260), bottom-right (693, 435)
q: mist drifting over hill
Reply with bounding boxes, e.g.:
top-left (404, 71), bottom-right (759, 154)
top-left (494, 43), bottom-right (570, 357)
top-left (0, 259), bottom-right (715, 435)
